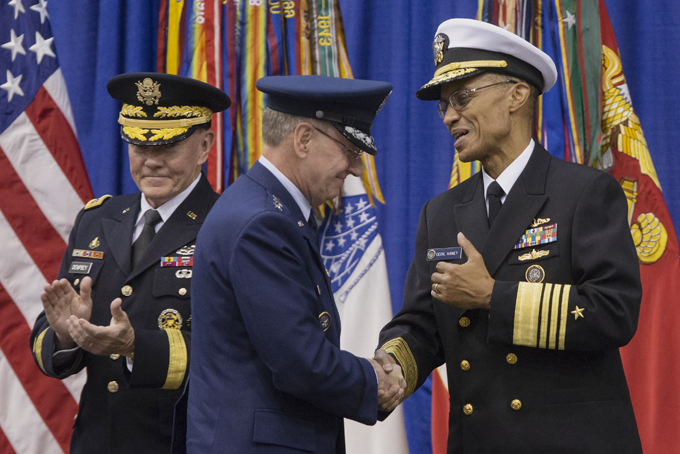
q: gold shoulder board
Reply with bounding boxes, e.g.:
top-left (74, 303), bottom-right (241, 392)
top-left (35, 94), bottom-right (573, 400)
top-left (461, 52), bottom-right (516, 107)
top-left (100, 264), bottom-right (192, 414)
top-left (84, 195), bottom-right (112, 210)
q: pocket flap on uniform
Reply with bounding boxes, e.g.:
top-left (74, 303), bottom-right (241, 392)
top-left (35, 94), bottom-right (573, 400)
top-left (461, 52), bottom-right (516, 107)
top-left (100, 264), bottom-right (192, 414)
top-left (253, 410), bottom-right (315, 452)
top-left (153, 268), bottom-right (191, 299)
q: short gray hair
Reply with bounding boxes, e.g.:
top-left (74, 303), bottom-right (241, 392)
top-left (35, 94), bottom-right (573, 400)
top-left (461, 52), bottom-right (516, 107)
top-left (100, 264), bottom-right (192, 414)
top-left (261, 108), bottom-right (326, 147)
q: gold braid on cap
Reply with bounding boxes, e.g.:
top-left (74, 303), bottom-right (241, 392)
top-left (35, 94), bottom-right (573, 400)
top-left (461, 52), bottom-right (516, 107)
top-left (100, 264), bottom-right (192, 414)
top-left (118, 105), bottom-right (213, 129)
top-left (433, 60), bottom-right (508, 78)
top-left (121, 104), bottom-right (148, 117)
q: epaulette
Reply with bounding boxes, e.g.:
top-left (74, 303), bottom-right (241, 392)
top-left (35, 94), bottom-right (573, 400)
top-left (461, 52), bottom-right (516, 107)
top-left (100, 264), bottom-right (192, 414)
top-left (84, 195), bottom-right (112, 210)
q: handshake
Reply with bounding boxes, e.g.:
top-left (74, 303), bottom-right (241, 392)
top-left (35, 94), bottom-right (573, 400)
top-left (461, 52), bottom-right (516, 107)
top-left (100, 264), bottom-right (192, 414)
top-left (369, 349), bottom-right (406, 412)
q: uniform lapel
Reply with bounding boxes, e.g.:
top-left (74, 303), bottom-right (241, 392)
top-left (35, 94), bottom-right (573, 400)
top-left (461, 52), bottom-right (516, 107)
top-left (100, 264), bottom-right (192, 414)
top-left (126, 176), bottom-right (216, 282)
top-left (247, 162), bottom-right (334, 298)
top-left (481, 144), bottom-right (551, 277)
top-left (453, 174), bottom-right (490, 254)
top-left (102, 195), bottom-right (140, 276)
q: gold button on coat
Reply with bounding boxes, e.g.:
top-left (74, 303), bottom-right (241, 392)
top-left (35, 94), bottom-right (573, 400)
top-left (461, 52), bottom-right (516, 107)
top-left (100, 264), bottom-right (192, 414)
top-left (110, 354), bottom-right (120, 360)
top-left (121, 285), bottom-right (132, 296)
top-left (511, 399), bottom-right (522, 410)
top-left (459, 317), bottom-right (471, 327)
top-left (179, 287), bottom-right (187, 296)
top-left (460, 360), bottom-right (470, 371)
top-left (73, 278), bottom-right (80, 286)
top-left (107, 381), bottom-right (119, 393)
top-left (463, 404), bottom-right (473, 415)
top-left (506, 353), bottom-right (518, 364)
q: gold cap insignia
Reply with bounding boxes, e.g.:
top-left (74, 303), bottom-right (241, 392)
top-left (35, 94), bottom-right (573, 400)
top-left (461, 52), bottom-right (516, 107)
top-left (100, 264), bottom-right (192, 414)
top-left (136, 78), bottom-right (161, 106)
top-left (158, 308), bottom-right (183, 330)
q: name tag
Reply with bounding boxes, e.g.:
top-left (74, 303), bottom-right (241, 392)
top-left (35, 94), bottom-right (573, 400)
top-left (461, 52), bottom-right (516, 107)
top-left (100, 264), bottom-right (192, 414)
top-left (426, 247), bottom-right (462, 261)
top-left (69, 261), bottom-right (93, 274)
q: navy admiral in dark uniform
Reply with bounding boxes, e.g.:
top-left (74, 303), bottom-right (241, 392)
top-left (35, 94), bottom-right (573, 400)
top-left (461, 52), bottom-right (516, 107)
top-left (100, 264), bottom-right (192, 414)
top-left (375, 19), bottom-right (643, 453)
top-left (30, 73), bottom-right (230, 454)
top-left (183, 75), bottom-right (404, 454)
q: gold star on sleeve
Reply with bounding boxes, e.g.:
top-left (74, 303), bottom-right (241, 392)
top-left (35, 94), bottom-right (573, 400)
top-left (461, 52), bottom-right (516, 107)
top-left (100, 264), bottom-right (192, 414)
top-left (571, 306), bottom-right (585, 320)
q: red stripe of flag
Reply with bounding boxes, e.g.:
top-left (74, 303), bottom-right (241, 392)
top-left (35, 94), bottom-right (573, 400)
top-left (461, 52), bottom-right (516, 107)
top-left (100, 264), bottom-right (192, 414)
top-left (24, 88), bottom-right (94, 203)
top-left (0, 426), bottom-right (17, 454)
top-left (157, 0), bottom-right (169, 73)
top-left (294, 1), bottom-right (301, 76)
top-left (0, 285), bottom-right (78, 453)
top-left (0, 146), bottom-right (66, 281)
top-left (204, 1), bottom-right (221, 192)
top-left (267, 13), bottom-right (280, 76)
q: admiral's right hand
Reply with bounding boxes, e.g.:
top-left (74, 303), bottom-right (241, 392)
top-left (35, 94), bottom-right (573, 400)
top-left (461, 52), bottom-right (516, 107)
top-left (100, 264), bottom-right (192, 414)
top-left (41, 277), bottom-right (93, 350)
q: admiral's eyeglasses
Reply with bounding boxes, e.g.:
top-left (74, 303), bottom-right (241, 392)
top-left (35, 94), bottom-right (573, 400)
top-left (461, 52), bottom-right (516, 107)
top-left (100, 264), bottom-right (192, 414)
top-left (437, 79), bottom-right (518, 119)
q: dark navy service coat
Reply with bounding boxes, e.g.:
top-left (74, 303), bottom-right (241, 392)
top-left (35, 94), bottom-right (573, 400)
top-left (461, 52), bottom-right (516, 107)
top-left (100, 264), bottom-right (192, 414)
top-left (31, 175), bottom-right (218, 454)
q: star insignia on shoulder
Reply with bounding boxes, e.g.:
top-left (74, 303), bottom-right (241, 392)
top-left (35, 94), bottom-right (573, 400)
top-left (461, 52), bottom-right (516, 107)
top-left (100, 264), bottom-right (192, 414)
top-left (571, 305), bottom-right (585, 320)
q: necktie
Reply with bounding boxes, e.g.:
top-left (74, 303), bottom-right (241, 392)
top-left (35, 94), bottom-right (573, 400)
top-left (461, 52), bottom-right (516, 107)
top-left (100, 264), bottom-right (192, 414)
top-left (132, 209), bottom-right (162, 267)
top-left (487, 181), bottom-right (505, 226)
top-left (308, 210), bottom-right (318, 231)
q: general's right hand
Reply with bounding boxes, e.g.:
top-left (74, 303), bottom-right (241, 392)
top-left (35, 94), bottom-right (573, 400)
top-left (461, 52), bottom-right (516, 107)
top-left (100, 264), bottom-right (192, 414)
top-left (41, 277), bottom-right (93, 350)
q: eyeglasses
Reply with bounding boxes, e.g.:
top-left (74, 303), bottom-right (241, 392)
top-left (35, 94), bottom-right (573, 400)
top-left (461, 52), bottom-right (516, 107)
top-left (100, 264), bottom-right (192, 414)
top-left (437, 79), bottom-right (518, 119)
top-left (312, 126), bottom-right (364, 162)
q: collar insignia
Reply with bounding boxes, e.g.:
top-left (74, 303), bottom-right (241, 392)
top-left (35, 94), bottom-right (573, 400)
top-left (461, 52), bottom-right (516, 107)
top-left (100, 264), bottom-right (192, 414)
top-left (273, 195), bottom-right (283, 211)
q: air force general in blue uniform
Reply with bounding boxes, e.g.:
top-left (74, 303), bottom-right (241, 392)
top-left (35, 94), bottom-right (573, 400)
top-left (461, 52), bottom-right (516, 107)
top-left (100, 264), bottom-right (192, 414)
top-left (183, 76), bottom-right (398, 453)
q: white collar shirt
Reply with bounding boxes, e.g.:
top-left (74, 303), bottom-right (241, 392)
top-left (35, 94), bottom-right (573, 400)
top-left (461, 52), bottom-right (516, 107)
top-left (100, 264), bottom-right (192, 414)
top-left (482, 139), bottom-right (535, 215)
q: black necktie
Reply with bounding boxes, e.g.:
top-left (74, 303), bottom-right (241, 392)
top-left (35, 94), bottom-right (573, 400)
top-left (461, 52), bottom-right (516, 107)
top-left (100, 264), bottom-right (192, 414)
top-left (132, 209), bottom-right (162, 267)
top-left (487, 181), bottom-right (504, 226)
top-left (308, 210), bottom-right (318, 231)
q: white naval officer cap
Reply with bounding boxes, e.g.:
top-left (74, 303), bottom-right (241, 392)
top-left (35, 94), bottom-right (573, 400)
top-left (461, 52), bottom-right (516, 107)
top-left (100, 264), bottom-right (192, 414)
top-left (416, 18), bottom-right (558, 100)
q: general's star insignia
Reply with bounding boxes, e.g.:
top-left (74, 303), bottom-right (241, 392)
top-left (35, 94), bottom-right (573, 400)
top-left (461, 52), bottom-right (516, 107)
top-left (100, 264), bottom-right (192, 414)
top-left (571, 305), bottom-right (585, 320)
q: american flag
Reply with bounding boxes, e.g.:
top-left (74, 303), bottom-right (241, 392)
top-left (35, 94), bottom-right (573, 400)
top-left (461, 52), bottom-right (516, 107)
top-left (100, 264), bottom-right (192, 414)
top-left (1, 0), bottom-right (91, 452)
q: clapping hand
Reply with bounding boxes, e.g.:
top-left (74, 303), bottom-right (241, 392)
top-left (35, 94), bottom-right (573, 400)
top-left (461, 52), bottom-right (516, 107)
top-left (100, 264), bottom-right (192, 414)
top-left (66, 298), bottom-right (135, 357)
top-left (41, 277), bottom-right (93, 350)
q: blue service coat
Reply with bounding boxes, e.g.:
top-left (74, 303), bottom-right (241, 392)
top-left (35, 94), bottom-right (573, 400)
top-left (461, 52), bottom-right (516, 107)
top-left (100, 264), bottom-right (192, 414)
top-left (379, 144), bottom-right (642, 453)
top-left (183, 161), bottom-right (377, 453)
top-left (31, 175), bottom-right (218, 454)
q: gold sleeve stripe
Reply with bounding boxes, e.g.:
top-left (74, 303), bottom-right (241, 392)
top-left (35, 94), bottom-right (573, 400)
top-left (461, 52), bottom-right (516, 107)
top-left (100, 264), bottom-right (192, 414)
top-left (514, 283), bottom-right (574, 350)
top-left (558, 285), bottom-right (572, 350)
top-left (380, 338), bottom-right (418, 398)
top-left (538, 284), bottom-right (553, 349)
top-left (513, 282), bottom-right (543, 347)
top-left (32, 328), bottom-right (49, 374)
top-left (548, 285), bottom-right (562, 350)
top-left (161, 329), bottom-right (187, 390)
